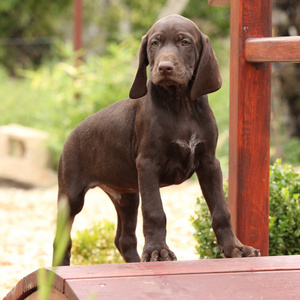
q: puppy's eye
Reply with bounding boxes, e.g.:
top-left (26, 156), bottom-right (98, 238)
top-left (181, 40), bottom-right (190, 47)
top-left (151, 40), bottom-right (160, 47)
top-left (151, 40), bottom-right (159, 47)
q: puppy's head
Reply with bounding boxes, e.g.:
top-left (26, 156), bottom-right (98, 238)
top-left (129, 14), bottom-right (222, 101)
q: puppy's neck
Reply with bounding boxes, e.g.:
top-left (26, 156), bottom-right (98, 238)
top-left (149, 81), bottom-right (191, 101)
top-left (149, 81), bottom-right (195, 114)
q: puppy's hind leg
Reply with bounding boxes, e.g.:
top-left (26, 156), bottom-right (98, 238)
top-left (108, 192), bottom-right (140, 262)
top-left (53, 187), bottom-right (86, 266)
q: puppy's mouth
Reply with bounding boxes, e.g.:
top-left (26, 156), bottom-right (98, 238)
top-left (151, 73), bottom-right (188, 86)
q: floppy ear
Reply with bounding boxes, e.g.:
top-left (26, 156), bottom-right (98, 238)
top-left (190, 33), bottom-right (222, 101)
top-left (129, 34), bottom-right (149, 99)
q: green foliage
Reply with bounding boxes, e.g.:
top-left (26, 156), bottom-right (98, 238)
top-left (0, 0), bottom-right (72, 74)
top-left (0, 0), bottom-right (232, 73)
top-left (83, 0), bottom-right (166, 40)
top-left (71, 220), bottom-right (124, 265)
top-left (184, 0), bottom-right (231, 37)
top-left (0, 40), bottom-right (138, 169)
top-left (86, 0), bottom-right (166, 41)
top-left (124, 0), bottom-right (166, 33)
top-left (191, 160), bottom-right (300, 259)
top-left (269, 159), bottom-right (300, 255)
top-left (281, 138), bottom-right (300, 165)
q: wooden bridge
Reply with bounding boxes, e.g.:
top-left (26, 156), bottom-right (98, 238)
top-left (5, 256), bottom-right (300, 299)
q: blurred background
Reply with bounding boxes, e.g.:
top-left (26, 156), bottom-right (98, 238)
top-left (0, 0), bottom-right (299, 174)
top-left (0, 0), bottom-right (299, 297)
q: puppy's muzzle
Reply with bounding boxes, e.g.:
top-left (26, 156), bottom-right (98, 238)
top-left (158, 61), bottom-right (174, 75)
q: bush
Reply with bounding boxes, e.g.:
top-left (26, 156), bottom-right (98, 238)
top-left (71, 220), bottom-right (124, 265)
top-left (191, 159), bottom-right (300, 258)
top-left (269, 159), bottom-right (300, 255)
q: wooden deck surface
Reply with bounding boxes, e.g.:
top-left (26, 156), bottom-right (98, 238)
top-left (5, 255), bottom-right (300, 299)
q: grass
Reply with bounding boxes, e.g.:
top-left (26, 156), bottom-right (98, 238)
top-left (38, 197), bottom-right (70, 299)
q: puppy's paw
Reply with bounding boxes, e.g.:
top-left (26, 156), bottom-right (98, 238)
top-left (142, 247), bottom-right (177, 262)
top-left (222, 244), bottom-right (261, 258)
top-left (239, 245), bottom-right (261, 257)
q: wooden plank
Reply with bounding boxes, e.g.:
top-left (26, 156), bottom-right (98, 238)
top-left (4, 279), bottom-right (24, 300)
top-left (245, 37), bottom-right (300, 63)
top-left (208, 0), bottom-right (230, 6)
top-left (50, 256), bottom-right (300, 281)
top-left (5, 256), bottom-right (300, 299)
top-left (25, 290), bottom-right (67, 300)
top-left (228, 0), bottom-right (272, 255)
top-left (65, 270), bottom-right (300, 299)
top-left (4, 270), bottom-right (38, 300)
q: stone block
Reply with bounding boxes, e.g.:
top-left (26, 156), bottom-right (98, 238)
top-left (0, 124), bottom-right (57, 188)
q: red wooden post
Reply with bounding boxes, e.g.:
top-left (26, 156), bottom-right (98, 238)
top-left (228, 0), bottom-right (272, 256)
top-left (74, 0), bottom-right (83, 64)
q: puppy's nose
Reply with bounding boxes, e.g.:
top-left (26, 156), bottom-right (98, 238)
top-left (158, 61), bottom-right (174, 74)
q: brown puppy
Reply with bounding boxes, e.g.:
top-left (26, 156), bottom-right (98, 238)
top-left (53, 14), bottom-right (260, 266)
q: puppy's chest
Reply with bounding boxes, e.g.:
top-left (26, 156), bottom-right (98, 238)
top-left (171, 133), bottom-right (203, 161)
top-left (162, 133), bottom-right (204, 184)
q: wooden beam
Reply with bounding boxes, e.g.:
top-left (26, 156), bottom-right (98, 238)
top-left (73, 0), bottom-right (83, 65)
top-left (228, 0), bottom-right (272, 256)
top-left (208, 0), bottom-right (230, 6)
top-left (245, 36), bottom-right (300, 63)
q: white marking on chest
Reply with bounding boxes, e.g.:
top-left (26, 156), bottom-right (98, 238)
top-left (173, 134), bottom-right (203, 156)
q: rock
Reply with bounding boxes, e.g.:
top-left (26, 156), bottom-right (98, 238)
top-left (0, 124), bottom-right (56, 188)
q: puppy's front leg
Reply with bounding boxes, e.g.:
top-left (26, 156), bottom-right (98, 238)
top-left (197, 155), bottom-right (260, 258)
top-left (137, 157), bottom-right (177, 262)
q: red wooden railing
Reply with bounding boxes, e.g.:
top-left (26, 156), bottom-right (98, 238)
top-left (210, 0), bottom-right (300, 255)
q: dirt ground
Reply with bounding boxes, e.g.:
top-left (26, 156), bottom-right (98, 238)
top-left (0, 180), bottom-right (200, 298)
